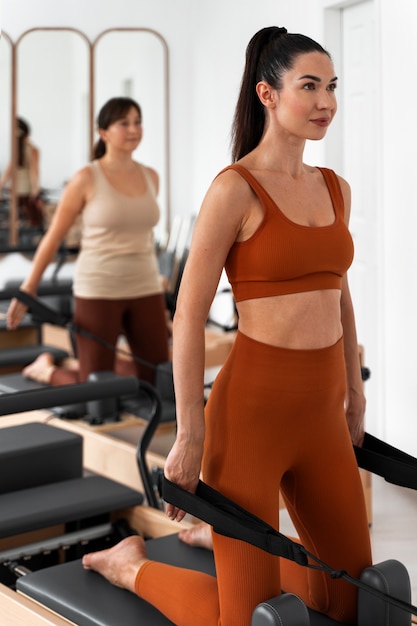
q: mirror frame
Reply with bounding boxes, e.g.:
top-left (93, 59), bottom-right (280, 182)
top-left (3, 27), bottom-right (170, 247)
top-left (0, 31), bottom-right (16, 246)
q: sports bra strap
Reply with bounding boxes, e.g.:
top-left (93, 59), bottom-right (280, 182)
top-left (219, 164), bottom-right (345, 221)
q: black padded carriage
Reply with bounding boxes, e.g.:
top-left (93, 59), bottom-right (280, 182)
top-left (15, 529), bottom-right (412, 626)
top-left (17, 537), bottom-right (216, 626)
top-left (0, 422), bottom-right (143, 541)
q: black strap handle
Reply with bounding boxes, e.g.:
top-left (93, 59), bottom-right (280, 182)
top-left (163, 478), bottom-right (307, 566)
top-left (354, 432), bottom-right (417, 490)
top-left (15, 289), bottom-right (71, 326)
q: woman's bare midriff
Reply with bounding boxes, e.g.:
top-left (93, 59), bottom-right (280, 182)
top-left (236, 289), bottom-right (342, 350)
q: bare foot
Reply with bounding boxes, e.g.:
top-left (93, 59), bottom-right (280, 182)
top-left (179, 522), bottom-right (213, 551)
top-left (22, 352), bottom-right (56, 384)
top-left (82, 536), bottom-right (148, 593)
top-left (64, 358), bottom-right (80, 372)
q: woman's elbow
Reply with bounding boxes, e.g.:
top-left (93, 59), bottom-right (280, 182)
top-left (173, 302), bottom-right (208, 332)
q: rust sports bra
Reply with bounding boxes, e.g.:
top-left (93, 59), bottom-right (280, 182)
top-left (223, 164), bottom-right (354, 302)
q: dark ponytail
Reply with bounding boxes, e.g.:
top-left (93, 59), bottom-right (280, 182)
top-left (17, 118), bottom-right (30, 167)
top-left (92, 97), bottom-right (142, 159)
top-left (93, 138), bottom-right (106, 160)
top-left (231, 26), bottom-right (330, 161)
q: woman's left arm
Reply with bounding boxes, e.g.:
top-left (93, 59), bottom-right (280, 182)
top-left (341, 275), bottom-right (366, 446)
top-left (338, 174), bottom-right (366, 447)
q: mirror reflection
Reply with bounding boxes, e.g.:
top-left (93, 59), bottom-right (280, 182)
top-left (15, 28), bottom-right (90, 247)
top-left (94, 29), bottom-right (170, 242)
top-left (0, 27), bottom-right (170, 252)
top-left (0, 27), bottom-right (170, 251)
top-left (0, 33), bottom-right (13, 248)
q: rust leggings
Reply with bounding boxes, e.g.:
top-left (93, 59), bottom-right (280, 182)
top-left (135, 331), bottom-right (372, 625)
top-left (50, 294), bottom-right (169, 386)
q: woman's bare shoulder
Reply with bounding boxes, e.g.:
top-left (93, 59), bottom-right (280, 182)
top-left (197, 165), bottom-right (260, 244)
top-left (208, 165), bottom-right (255, 205)
top-left (68, 163), bottom-right (94, 188)
top-left (59, 164), bottom-right (95, 206)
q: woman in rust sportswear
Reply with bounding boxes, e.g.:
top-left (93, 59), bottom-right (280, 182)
top-left (82, 26), bottom-right (372, 625)
top-left (7, 97), bottom-right (168, 386)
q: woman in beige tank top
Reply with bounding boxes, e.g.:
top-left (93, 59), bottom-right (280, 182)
top-left (7, 98), bottom-right (169, 386)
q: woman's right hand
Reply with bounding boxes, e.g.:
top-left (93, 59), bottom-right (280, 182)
top-left (164, 435), bottom-right (204, 523)
top-left (6, 287), bottom-right (33, 330)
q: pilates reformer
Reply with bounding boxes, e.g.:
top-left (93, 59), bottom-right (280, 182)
top-left (0, 376), bottom-right (212, 625)
top-left (0, 376), bottom-right (160, 623)
top-left (0, 380), bottom-right (414, 625)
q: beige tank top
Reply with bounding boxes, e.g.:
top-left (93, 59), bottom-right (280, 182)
top-left (73, 160), bottom-right (162, 299)
top-left (16, 143), bottom-right (32, 195)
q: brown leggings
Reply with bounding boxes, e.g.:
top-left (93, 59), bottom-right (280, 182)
top-left (135, 332), bottom-right (372, 626)
top-left (50, 294), bottom-right (169, 386)
top-left (18, 194), bottom-right (43, 227)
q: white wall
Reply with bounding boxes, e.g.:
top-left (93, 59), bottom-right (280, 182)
top-left (17, 32), bottom-right (89, 188)
top-left (2, 0), bottom-right (417, 455)
top-left (187, 0), bottom-right (324, 209)
top-left (379, 0), bottom-right (417, 454)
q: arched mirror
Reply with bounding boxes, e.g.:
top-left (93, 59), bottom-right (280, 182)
top-left (0, 32), bottom-right (13, 248)
top-left (0, 27), bottom-right (170, 252)
top-left (93, 28), bottom-right (170, 241)
top-left (15, 28), bottom-right (91, 247)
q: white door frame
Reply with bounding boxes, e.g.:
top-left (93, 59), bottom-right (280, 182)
top-left (321, 0), bottom-right (386, 438)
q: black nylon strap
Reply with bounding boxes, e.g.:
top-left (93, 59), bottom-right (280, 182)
top-left (15, 289), bottom-right (71, 327)
top-left (163, 477), bottom-right (417, 617)
top-left (163, 478), bottom-right (308, 566)
top-left (354, 432), bottom-right (417, 490)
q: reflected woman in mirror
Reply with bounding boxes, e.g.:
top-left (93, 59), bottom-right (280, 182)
top-left (0, 117), bottom-right (43, 228)
top-left (7, 97), bottom-right (169, 386)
